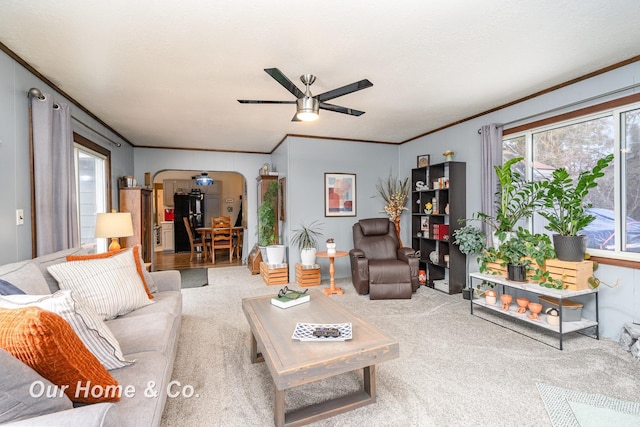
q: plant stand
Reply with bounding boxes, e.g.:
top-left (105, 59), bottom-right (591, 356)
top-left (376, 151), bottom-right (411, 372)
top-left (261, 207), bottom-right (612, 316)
top-left (469, 272), bottom-right (599, 350)
top-left (260, 262), bottom-right (288, 286)
top-left (295, 263), bottom-right (321, 287)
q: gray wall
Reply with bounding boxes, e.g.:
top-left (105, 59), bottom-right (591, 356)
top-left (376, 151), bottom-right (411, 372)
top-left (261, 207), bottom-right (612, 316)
top-left (276, 136), bottom-right (401, 280)
top-left (0, 49), bottom-right (132, 265)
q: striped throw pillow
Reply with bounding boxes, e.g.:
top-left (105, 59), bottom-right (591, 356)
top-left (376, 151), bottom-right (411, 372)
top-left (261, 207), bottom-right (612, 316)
top-left (0, 290), bottom-right (134, 370)
top-left (48, 248), bottom-right (154, 320)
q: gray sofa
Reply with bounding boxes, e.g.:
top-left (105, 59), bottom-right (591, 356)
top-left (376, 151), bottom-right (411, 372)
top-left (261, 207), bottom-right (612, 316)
top-left (0, 248), bottom-right (182, 427)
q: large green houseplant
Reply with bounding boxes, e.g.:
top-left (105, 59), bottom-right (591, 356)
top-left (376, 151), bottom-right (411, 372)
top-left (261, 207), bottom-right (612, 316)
top-left (257, 180), bottom-right (280, 262)
top-left (291, 220), bottom-right (323, 266)
top-left (474, 157), bottom-right (546, 245)
top-left (539, 154), bottom-right (614, 261)
top-left (452, 223), bottom-right (486, 298)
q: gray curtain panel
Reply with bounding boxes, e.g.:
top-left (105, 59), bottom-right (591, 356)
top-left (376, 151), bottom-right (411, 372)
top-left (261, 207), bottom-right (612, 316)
top-left (480, 123), bottom-right (503, 248)
top-left (31, 93), bottom-right (79, 256)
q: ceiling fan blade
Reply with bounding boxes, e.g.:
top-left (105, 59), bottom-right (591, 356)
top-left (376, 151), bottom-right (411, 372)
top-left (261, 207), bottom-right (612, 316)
top-left (237, 100), bottom-right (296, 104)
top-left (264, 68), bottom-right (304, 99)
top-left (316, 79), bottom-right (373, 102)
top-left (319, 102), bottom-right (365, 116)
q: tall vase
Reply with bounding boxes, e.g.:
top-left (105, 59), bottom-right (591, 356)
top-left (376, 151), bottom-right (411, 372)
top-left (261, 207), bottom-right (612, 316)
top-left (394, 217), bottom-right (403, 247)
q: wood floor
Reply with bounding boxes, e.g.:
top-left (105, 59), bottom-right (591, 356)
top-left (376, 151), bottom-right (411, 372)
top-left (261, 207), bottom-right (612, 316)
top-left (154, 249), bottom-right (243, 271)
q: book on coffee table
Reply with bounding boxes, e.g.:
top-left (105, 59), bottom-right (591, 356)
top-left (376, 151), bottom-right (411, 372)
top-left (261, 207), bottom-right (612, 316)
top-left (270, 291), bottom-right (310, 309)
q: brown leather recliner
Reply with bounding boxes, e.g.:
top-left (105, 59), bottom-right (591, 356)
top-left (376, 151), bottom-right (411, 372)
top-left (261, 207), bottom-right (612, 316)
top-left (349, 218), bottom-right (419, 299)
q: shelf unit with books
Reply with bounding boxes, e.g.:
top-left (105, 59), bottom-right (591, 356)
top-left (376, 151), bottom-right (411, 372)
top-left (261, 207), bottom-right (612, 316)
top-left (411, 161), bottom-right (466, 294)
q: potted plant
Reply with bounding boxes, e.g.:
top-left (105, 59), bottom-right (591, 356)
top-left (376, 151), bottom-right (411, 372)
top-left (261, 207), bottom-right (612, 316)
top-left (474, 157), bottom-right (545, 246)
top-left (258, 180), bottom-right (281, 263)
top-left (375, 174), bottom-right (410, 247)
top-left (539, 154), bottom-right (614, 261)
top-left (291, 220), bottom-right (323, 266)
top-left (452, 223), bottom-right (486, 299)
top-left (480, 227), bottom-right (557, 284)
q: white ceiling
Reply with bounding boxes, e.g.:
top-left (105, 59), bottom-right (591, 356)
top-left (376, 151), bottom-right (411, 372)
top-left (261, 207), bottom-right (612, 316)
top-left (2, 1), bottom-right (640, 153)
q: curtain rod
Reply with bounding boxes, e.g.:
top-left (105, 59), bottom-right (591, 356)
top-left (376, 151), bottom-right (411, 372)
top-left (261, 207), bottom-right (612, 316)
top-left (28, 88), bottom-right (122, 148)
top-left (477, 82), bottom-right (640, 134)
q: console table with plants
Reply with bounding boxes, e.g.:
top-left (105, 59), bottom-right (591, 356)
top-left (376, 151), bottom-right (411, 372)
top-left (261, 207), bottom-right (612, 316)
top-left (411, 161), bottom-right (466, 294)
top-left (469, 272), bottom-right (599, 350)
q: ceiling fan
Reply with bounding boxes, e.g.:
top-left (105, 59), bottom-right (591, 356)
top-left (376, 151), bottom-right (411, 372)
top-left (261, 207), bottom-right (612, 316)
top-left (238, 68), bottom-right (373, 122)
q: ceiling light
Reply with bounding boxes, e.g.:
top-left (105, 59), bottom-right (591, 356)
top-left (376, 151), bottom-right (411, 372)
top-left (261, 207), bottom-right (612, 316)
top-left (193, 172), bottom-right (214, 185)
top-left (296, 96), bottom-right (319, 121)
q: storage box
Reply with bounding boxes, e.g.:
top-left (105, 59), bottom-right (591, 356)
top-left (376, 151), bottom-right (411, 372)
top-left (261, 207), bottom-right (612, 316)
top-left (538, 295), bottom-right (583, 322)
top-left (260, 262), bottom-right (289, 286)
top-left (295, 263), bottom-right (321, 287)
top-left (544, 259), bottom-right (593, 291)
top-left (433, 279), bottom-right (449, 293)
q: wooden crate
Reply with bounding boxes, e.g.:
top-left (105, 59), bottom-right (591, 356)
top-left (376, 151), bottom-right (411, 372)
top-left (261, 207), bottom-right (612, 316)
top-left (260, 262), bottom-right (289, 286)
top-left (484, 258), bottom-right (542, 280)
top-left (295, 263), bottom-right (321, 287)
top-left (545, 259), bottom-right (593, 291)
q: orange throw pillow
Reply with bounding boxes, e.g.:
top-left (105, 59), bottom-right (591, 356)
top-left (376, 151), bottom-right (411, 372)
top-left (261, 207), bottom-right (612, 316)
top-left (0, 306), bottom-right (120, 403)
top-left (67, 245), bottom-right (154, 299)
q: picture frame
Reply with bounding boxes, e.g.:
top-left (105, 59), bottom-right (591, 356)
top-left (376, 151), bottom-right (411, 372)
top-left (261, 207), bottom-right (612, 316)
top-left (417, 154), bottom-right (430, 168)
top-left (421, 216), bottom-right (430, 231)
top-left (324, 173), bottom-right (356, 217)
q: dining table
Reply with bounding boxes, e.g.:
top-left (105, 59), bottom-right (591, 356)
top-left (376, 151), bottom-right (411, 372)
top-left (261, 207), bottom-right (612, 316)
top-left (195, 226), bottom-right (244, 261)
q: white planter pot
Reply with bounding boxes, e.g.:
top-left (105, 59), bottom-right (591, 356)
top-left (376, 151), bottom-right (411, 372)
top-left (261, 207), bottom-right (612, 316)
top-left (259, 246), bottom-right (268, 263)
top-left (266, 245), bottom-right (285, 265)
top-left (326, 242), bottom-right (336, 254)
top-left (300, 248), bottom-right (317, 266)
top-left (492, 231), bottom-right (514, 249)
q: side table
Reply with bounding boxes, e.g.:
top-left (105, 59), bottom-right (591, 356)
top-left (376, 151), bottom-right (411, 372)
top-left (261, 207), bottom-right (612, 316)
top-left (316, 251), bottom-right (348, 295)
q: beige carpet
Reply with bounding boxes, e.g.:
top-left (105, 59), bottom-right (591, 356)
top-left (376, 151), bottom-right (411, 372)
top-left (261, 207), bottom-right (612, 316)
top-left (160, 267), bottom-right (640, 426)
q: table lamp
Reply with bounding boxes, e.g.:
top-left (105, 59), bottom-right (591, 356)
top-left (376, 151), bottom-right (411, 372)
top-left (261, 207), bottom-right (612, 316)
top-left (95, 211), bottom-right (134, 251)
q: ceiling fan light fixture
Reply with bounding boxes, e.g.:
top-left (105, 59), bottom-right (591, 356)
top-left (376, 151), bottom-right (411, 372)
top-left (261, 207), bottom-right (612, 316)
top-left (296, 96), bottom-right (319, 121)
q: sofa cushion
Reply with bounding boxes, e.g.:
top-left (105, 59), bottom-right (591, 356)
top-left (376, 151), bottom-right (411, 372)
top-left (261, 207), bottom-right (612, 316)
top-left (30, 247), bottom-right (87, 293)
top-left (0, 261), bottom-right (50, 295)
top-left (47, 248), bottom-right (154, 321)
top-left (0, 278), bottom-right (25, 295)
top-left (107, 312), bottom-right (178, 356)
top-left (66, 245), bottom-right (155, 298)
top-left (368, 259), bottom-right (410, 284)
top-left (0, 306), bottom-right (120, 404)
top-left (0, 348), bottom-right (73, 423)
top-left (0, 290), bottom-right (134, 370)
top-left (109, 351), bottom-right (173, 427)
top-left (119, 291), bottom-right (182, 319)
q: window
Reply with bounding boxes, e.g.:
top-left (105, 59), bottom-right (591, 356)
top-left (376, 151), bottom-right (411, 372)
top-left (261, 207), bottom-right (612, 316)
top-left (73, 133), bottom-right (111, 254)
top-left (503, 96), bottom-right (640, 262)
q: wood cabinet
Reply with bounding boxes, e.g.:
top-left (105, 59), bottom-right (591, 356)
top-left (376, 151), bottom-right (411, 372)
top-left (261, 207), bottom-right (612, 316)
top-left (161, 221), bottom-right (175, 252)
top-left (411, 161), bottom-right (466, 294)
top-left (120, 187), bottom-right (153, 262)
top-left (162, 179), bottom-right (191, 207)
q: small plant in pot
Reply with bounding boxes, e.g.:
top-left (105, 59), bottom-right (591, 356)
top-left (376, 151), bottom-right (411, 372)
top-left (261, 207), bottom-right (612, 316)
top-left (452, 222), bottom-right (486, 299)
top-left (291, 220), bottom-right (323, 266)
top-left (485, 227), bottom-right (557, 283)
top-left (539, 154), bottom-right (614, 261)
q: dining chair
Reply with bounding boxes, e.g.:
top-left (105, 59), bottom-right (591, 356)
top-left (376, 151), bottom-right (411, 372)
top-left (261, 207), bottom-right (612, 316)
top-left (183, 217), bottom-right (210, 262)
top-left (211, 216), bottom-right (233, 263)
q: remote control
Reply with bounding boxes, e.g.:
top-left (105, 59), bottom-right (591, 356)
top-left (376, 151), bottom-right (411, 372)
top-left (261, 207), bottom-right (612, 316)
top-left (313, 327), bottom-right (340, 338)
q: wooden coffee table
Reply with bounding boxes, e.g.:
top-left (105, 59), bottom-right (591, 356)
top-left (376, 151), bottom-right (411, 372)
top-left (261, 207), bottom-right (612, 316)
top-left (242, 289), bottom-right (399, 427)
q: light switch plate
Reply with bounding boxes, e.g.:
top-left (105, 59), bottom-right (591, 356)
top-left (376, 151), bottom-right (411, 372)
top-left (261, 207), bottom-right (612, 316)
top-left (16, 209), bottom-right (24, 226)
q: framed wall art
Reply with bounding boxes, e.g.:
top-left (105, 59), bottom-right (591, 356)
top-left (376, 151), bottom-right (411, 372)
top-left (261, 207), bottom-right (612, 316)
top-left (417, 154), bottom-right (430, 168)
top-left (324, 173), bottom-right (356, 217)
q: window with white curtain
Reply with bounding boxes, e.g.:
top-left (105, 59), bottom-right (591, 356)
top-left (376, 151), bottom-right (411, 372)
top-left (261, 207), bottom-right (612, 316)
top-left (503, 99), bottom-right (640, 261)
top-left (73, 134), bottom-right (111, 254)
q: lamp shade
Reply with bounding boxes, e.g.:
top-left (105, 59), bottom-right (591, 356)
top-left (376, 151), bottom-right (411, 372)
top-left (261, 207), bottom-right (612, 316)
top-left (95, 212), bottom-right (134, 239)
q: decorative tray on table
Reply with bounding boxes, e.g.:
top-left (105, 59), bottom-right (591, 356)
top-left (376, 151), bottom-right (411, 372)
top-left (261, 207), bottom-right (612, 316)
top-left (291, 323), bottom-right (353, 341)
